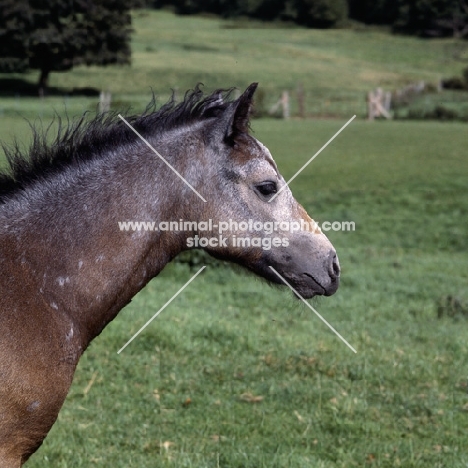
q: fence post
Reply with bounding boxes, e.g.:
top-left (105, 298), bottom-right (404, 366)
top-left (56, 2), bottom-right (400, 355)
top-left (297, 82), bottom-right (305, 118)
top-left (99, 91), bottom-right (112, 113)
top-left (281, 91), bottom-right (290, 119)
top-left (367, 88), bottom-right (391, 120)
top-left (269, 90), bottom-right (290, 119)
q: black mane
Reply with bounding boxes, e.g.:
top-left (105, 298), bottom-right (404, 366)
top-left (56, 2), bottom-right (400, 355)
top-left (0, 85), bottom-right (234, 203)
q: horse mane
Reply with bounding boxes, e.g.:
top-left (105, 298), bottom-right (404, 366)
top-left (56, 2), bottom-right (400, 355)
top-left (0, 85), bottom-right (235, 203)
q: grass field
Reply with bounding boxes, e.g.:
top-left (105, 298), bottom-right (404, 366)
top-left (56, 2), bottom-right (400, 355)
top-left (1, 9), bottom-right (468, 120)
top-left (11, 118), bottom-right (468, 468)
top-left (1, 8), bottom-right (468, 468)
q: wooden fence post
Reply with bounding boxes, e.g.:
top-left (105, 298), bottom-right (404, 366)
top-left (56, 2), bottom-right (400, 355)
top-left (281, 91), bottom-right (290, 119)
top-left (99, 91), bottom-right (112, 113)
top-left (367, 88), bottom-right (391, 120)
top-left (297, 82), bottom-right (305, 118)
top-left (269, 90), bottom-right (290, 119)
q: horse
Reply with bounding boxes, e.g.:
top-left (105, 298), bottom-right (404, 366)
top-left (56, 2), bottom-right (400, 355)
top-left (0, 83), bottom-right (340, 466)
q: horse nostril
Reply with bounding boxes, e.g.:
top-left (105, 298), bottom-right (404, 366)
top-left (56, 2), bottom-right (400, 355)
top-left (329, 252), bottom-right (340, 279)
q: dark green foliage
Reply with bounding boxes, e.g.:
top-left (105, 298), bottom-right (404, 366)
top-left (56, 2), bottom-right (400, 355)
top-left (407, 104), bottom-right (462, 120)
top-left (393, 0), bottom-right (468, 37)
top-left (0, 0), bottom-right (132, 92)
top-left (347, 0), bottom-right (468, 37)
top-left (442, 76), bottom-right (468, 89)
top-left (442, 66), bottom-right (468, 89)
top-left (198, 0), bottom-right (287, 18)
top-left (157, 0), bottom-right (468, 34)
top-left (287, 0), bottom-right (348, 28)
top-left (245, 0), bottom-right (286, 20)
top-left (348, 0), bottom-right (398, 24)
top-left (74, 0), bottom-right (132, 67)
top-left (27, 0), bottom-right (81, 80)
top-left (349, 0), bottom-right (468, 37)
top-left (168, 0), bottom-right (232, 15)
top-left (159, 0), bottom-right (347, 26)
top-left (0, 0), bottom-right (30, 72)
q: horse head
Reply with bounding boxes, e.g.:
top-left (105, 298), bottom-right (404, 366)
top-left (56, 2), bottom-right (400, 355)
top-left (194, 83), bottom-right (340, 299)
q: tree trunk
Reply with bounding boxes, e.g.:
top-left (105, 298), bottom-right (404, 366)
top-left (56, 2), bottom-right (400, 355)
top-left (38, 69), bottom-right (50, 97)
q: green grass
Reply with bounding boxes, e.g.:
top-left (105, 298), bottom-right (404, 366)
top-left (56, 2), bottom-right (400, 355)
top-left (0, 9), bottom-right (467, 467)
top-left (394, 90), bottom-right (468, 121)
top-left (12, 118), bottom-right (465, 467)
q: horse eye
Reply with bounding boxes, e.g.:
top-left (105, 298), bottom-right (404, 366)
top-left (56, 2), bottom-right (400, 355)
top-left (255, 182), bottom-right (277, 197)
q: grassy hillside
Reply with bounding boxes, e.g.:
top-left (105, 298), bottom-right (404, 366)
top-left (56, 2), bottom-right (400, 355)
top-left (0, 9), bottom-right (467, 121)
top-left (0, 9), bottom-right (467, 467)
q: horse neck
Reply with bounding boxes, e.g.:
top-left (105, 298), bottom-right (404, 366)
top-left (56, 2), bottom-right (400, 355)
top-left (2, 136), bottom-right (200, 349)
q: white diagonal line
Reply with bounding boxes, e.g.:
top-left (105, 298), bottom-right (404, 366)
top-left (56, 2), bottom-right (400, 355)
top-left (118, 114), bottom-right (207, 203)
top-left (268, 266), bottom-right (357, 353)
top-left (269, 115), bottom-right (356, 202)
top-left (117, 266), bottom-right (206, 354)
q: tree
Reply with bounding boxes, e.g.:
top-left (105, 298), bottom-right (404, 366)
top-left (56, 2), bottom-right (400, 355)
top-left (393, 0), bottom-right (468, 38)
top-left (433, 0), bottom-right (468, 37)
top-left (347, 0), bottom-right (399, 25)
top-left (0, 1), bottom-right (30, 73)
top-left (287, 0), bottom-right (348, 28)
top-left (0, 0), bottom-right (132, 95)
top-left (158, 0), bottom-right (347, 26)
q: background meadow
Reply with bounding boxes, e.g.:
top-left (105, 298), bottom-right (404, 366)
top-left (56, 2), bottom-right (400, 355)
top-left (1, 8), bottom-right (467, 467)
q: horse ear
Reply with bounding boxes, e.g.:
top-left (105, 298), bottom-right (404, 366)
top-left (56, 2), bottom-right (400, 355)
top-left (225, 82), bottom-right (258, 143)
